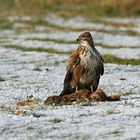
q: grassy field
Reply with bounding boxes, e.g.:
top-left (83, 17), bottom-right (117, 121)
top-left (2, 45), bottom-right (140, 65)
top-left (0, 0), bottom-right (140, 18)
top-left (0, 1), bottom-right (140, 139)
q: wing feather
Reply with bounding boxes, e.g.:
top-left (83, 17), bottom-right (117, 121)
top-left (64, 49), bottom-right (80, 85)
top-left (94, 48), bottom-right (104, 75)
top-left (101, 63), bottom-right (104, 75)
top-left (62, 47), bottom-right (81, 94)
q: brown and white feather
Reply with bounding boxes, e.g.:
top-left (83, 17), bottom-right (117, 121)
top-left (61, 32), bottom-right (104, 95)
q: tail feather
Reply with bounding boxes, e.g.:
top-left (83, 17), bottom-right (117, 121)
top-left (60, 87), bottom-right (73, 96)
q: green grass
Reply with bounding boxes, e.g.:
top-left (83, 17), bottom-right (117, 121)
top-left (0, 104), bottom-right (14, 114)
top-left (23, 19), bottom-right (140, 36)
top-left (103, 55), bottom-right (140, 65)
top-left (26, 38), bottom-right (76, 44)
top-left (1, 18), bottom-right (139, 37)
top-left (0, 0), bottom-right (140, 19)
top-left (21, 20), bottom-right (87, 32)
top-left (123, 92), bottom-right (133, 96)
top-left (3, 45), bottom-right (72, 54)
top-left (94, 19), bottom-right (135, 27)
top-left (33, 66), bottom-right (42, 71)
top-left (0, 77), bottom-right (5, 82)
top-left (96, 43), bottom-right (139, 49)
top-left (0, 14), bottom-right (139, 36)
top-left (26, 38), bottom-right (139, 49)
top-left (23, 19), bottom-right (140, 37)
top-left (126, 30), bottom-right (140, 36)
top-left (0, 20), bottom-right (13, 30)
top-left (2, 45), bottom-right (140, 65)
top-left (50, 118), bottom-right (64, 123)
top-left (101, 129), bottom-right (124, 138)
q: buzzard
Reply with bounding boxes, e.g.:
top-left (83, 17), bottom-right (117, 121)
top-left (61, 32), bottom-right (104, 95)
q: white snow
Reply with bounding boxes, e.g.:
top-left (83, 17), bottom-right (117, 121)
top-left (0, 15), bottom-right (140, 140)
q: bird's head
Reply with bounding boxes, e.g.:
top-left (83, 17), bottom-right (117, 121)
top-left (77, 32), bottom-right (94, 47)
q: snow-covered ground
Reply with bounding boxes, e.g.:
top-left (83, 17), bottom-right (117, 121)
top-left (0, 15), bottom-right (140, 140)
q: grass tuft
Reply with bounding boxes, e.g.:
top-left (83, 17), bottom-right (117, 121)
top-left (26, 38), bottom-right (139, 49)
top-left (25, 20), bottom-right (140, 36)
top-left (3, 45), bottom-right (72, 54)
top-left (0, 104), bottom-right (14, 114)
top-left (50, 118), bottom-right (64, 123)
top-left (26, 38), bottom-right (76, 44)
top-left (103, 55), bottom-right (140, 65)
top-left (0, 20), bottom-right (13, 30)
top-left (96, 43), bottom-right (139, 49)
top-left (0, 77), bottom-right (5, 82)
top-left (0, 0), bottom-right (140, 19)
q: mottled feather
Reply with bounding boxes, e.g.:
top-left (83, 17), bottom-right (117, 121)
top-left (60, 32), bottom-right (104, 95)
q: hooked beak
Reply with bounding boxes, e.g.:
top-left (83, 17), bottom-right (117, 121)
top-left (76, 37), bottom-right (80, 42)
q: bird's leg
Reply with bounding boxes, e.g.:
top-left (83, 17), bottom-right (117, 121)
top-left (76, 86), bottom-right (78, 93)
top-left (91, 86), bottom-right (94, 92)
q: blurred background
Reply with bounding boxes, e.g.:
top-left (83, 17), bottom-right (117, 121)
top-left (0, 0), bottom-right (140, 64)
top-left (0, 0), bottom-right (140, 28)
top-left (0, 0), bottom-right (140, 17)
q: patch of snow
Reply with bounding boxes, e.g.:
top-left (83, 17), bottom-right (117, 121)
top-left (44, 14), bottom-right (115, 31)
top-left (102, 17), bottom-right (140, 25)
top-left (7, 15), bottom-right (33, 22)
top-left (92, 32), bottom-right (140, 47)
top-left (0, 16), bottom-right (140, 140)
top-left (2, 39), bottom-right (76, 52)
top-left (96, 46), bottom-right (140, 59)
top-left (44, 14), bottom-right (140, 35)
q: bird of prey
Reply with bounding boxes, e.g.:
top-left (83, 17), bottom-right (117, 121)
top-left (60, 32), bottom-right (104, 95)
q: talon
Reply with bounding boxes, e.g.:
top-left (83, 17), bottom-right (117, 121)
top-left (76, 86), bottom-right (78, 92)
top-left (91, 86), bottom-right (93, 92)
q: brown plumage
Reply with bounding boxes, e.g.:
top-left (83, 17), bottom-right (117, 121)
top-left (60, 32), bottom-right (104, 95)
